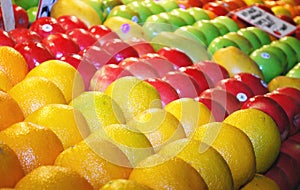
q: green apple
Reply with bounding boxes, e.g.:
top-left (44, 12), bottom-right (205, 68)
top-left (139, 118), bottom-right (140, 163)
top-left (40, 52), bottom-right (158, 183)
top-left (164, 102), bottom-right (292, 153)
top-left (237, 28), bottom-right (262, 50)
top-left (27, 6), bottom-right (38, 23)
top-left (158, 12), bottom-right (187, 30)
top-left (207, 36), bottom-right (239, 57)
top-left (259, 45), bottom-right (288, 73)
top-left (213, 16), bottom-right (239, 32)
top-left (127, 1), bottom-right (153, 24)
top-left (121, 0), bottom-right (135, 4)
top-left (250, 49), bottom-right (284, 83)
top-left (246, 27), bottom-right (271, 46)
top-left (142, 1), bottom-right (166, 15)
top-left (169, 8), bottom-right (196, 25)
top-left (210, 20), bottom-right (230, 36)
top-left (279, 36), bottom-right (300, 62)
top-left (174, 25), bottom-right (208, 47)
top-left (107, 5), bottom-right (140, 23)
top-left (14, 0), bottom-right (38, 10)
top-left (193, 20), bottom-right (221, 45)
top-left (271, 40), bottom-right (298, 71)
top-left (81, 0), bottom-right (105, 22)
top-left (102, 0), bottom-right (123, 19)
top-left (223, 32), bottom-right (254, 55)
top-left (143, 15), bottom-right (174, 39)
top-left (158, 0), bottom-right (179, 11)
top-left (187, 7), bottom-right (210, 21)
top-left (286, 62), bottom-right (300, 78)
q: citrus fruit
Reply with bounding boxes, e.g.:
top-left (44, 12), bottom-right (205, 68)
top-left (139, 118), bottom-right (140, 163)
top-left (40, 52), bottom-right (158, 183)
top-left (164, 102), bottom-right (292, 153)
top-left (128, 108), bottom-right (186, 152)
top-left (25, 104), bottom-right (91, 149)
top-left (70, 91), bottom-right (126, 133)
top-left (105, 76), bottom-right (162, 122)
top-left (0, 46), bottom-right (28, 86)
top-left (101, 124), bottom-right (155, 167)
top-left (241, 173), bottom-right (280, 190)
top-left (54, 135), bottom-right (132, 190)
top-left (158, 138), bottom-right (234, 190)
top-left (0, 70), bottom-right (13, 92)
top-left (164, 98), bottom-right (215, 137)
top-left (0, 141), bottom-right (24, 188)
top-left (129, 154), bottom-right (208, 190)
top-left (100, 179), bottom-right (152, 190)
top-left (8, 76), bottom-right (67, 117)
top-left (223, 108), bottom-right (281, 173)
top-left (0, 91), bottom-right (24, 131)
top-left (0, 122), bottom-right (64, 174)
top-left (191, 122), bottom-right (256, 189)
top-left (26, 60), bottom-right (85, 103)
top-left (14, 165), bottom-right (93, 190)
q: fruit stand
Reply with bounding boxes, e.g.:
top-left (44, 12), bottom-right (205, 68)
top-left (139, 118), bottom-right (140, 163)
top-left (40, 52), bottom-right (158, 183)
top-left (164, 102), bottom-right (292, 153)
top-left (0, 0), bottom-right (299, 189)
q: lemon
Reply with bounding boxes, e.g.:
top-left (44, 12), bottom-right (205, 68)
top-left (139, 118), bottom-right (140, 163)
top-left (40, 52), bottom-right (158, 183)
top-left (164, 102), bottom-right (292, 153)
top-left (164, 98), bottom-right (215, 137)
top-left (25, 104), bottom-right (91, 149)
top-left (224, 108), bottom-right (281, 173)
top-left (128, 108), bottom-right (186, 152)
top-left (0, 70), bottom-right (12, 92)
top-left (26, 60), bottom-right (85, 103)
top-left (105, 76), bottom-right (162, 122)
top-left (158, 138), bottom-right (234, 190)
top-left (100, 179), bottom-right (152, 190)
top-left (191, 122), bottom-right (256, 189)
top-left (241, 173), bottom-right (280, 190)
top-left (70, 91), bottom-right (126, 133)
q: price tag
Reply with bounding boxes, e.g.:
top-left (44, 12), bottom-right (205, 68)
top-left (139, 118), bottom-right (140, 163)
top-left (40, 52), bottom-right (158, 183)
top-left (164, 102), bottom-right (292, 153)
top-left (36, 0), bottom-right (57, 19)
top-left (0, 0), bottom-right (15, 31)
top-left (234, 5), bottom-right (297, 38)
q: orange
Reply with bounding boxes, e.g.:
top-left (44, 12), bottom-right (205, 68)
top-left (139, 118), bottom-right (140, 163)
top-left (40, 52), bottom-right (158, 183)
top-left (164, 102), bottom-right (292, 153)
top-left (128, 108), bottom-right (186, 152)
top-left (8, 76), bottom-right (67, 117)
top-left (100, 179), bottom-right (153, 190)
top-left (241, 173), bottom-right (280, 190)
top-left (26, 60), bottom-right (85, 103)
top-left (15, 165), bottom-right (93, 190)
top-left (25, 104), bottom-right (91, 149)
top-left (0, 141), bottom-right (24, 188)
top-left (224, 108), bottom-right (281, 173)
top-left (203, 9), bottom-right (217, 19)
top-left (54, 134), bottom-right (132, 190)
top-left (129, 154), bottom-right (208, 190)
top-left (0, 46), bottom-right (28, 86)
top-left (0, 91), bottom-right (24, 131)
top-left (158, 138), bottom-right (234, 190)
top-left (0, 70), bottom-right (13, 92)
top-left (0, 122), bottom-right (64, 174)
top-left (191, 122), bottom-right (256, 189)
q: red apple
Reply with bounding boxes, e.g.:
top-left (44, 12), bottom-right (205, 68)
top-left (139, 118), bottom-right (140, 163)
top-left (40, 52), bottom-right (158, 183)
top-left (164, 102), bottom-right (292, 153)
top-left (195, 97), bottom-right (228, 121)
top-left (198, 87), bottom-right (242, 114)
top-left (12, 5), bottom-right (29, 28)
top-left (66, 28), bottom-right (97, 50)
top-left (280, 139), bottom-right (300, 169)
top-left (101, 38), bottom-right (139, 64)
top-left (203, 1), bottom-right (229, 16)
top-left (193, 60), bottom-right (230, 86)
top-left (275, 152), bottom-right (300, 190)
top-left (42, 33), bottom-right (80, 59)
top-left (265, 166), bottom-right (290, 190)
top-left (222, 0), bottom-right (242, 11)
top-left (59, 53), bottom-right (83, 69)
top-left (9, 28), bottom-right (42, 44)
top-left (57, 15), bottom-right (88, 31)
top-left (273, 87), bottom-right (300, 105)
top-left (140, 53), bottom-right (175, 77)
top-left (0, 29), bottom-right (15, 47)
top-left (232, 73), bottom-right (269, 95)
top-left (157, 47), bottom-right (193, 69)
top-left (118, 57), bottom-right (159, 79)
top-left (179, 66), bottom-right (214, 93)
top-left (126, 38), bottom-right (155, 56)
top-left (29, 17), bottom-right (66, 39)
top-left (216, 78), bottom-right (255, 103)
top-left (144, 78), bottom-right (180, 106)
top-left (242, 95), bottom-right (290, 140)
top-left (89, 25), bottom-right (117, 40)
top-left (289, 132), bottom-right (300, 144)
top-left (14, 41), bottom-right (54, 70)
top-left (265, 93), bottom-right (300, 136)
top-left (80, 45), bottom-right (114, 69)
top-left (89, 64), bottom-right (133, 92)
top-left (162, 71), bottom-right (201, 98)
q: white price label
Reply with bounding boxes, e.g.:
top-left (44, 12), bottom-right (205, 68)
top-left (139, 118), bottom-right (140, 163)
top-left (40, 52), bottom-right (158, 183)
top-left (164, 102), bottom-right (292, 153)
top-left (0, 0), bottom-right (15, 31)
top-left (37, 0), bottom-right (57, 19)
top-left (234, 5), bottom-right (297, 38)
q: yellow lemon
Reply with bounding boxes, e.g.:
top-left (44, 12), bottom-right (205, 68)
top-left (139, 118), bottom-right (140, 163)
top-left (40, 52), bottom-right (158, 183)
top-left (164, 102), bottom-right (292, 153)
top-left (100, 179), bottom-right (153, 190)
top-left (241, 173), bottom-right (280, 190)
top-left (0, 70), bottom-right (13, 92)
